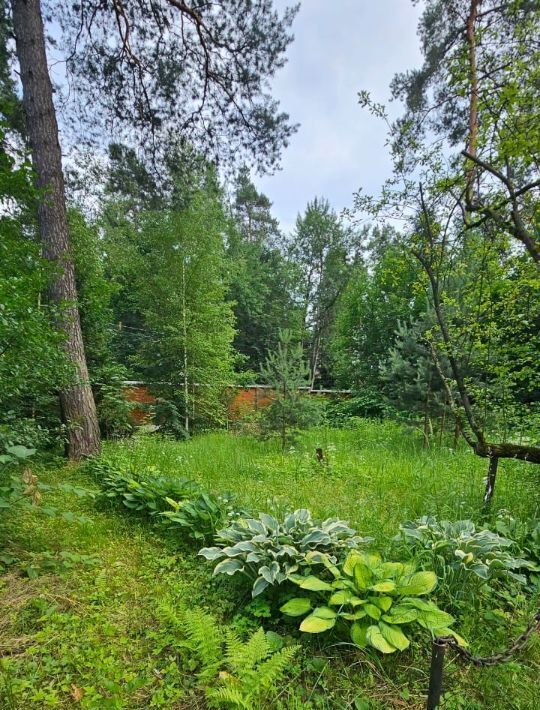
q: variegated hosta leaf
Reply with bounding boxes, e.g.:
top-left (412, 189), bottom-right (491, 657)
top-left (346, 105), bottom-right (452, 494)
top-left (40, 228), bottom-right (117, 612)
top-left (198, 547), bottom-right (225, 561)
top-left (213, 558), bottom-right (244, 576)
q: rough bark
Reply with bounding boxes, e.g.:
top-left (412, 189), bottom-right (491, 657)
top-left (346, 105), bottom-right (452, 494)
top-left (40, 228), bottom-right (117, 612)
top-left (12, 0), bottom-right (100, 459)
top-left (464, 0), bottom-right (480, 203)
top-left (483, 456), bottom-right (498, 507)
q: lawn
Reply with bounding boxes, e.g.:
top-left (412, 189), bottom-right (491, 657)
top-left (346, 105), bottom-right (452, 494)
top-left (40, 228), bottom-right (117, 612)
top-left (1, 421), bottom-right (539, 709)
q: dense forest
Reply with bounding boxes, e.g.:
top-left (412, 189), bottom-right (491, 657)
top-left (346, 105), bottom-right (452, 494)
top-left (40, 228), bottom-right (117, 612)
top-left (1, 1), bottom-right (539, 708)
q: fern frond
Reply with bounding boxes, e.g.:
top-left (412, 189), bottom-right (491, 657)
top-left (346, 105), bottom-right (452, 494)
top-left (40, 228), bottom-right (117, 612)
top-left (183, 607), bottom-right (223, 679)
top-left (206, 685), bottom-right (252, 709)
top-left (255, 645), bottom-right (300, 692)
top-left (225, 627), bottom-right (269, 675)
top-left (223, 627), bottom-right (244, 662)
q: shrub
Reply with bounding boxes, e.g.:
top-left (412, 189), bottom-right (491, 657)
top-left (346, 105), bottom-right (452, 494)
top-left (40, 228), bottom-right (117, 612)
top-left (281, 550), bottom-right (465, 654)
top-left (96, 464), bottom-right (201, 515)
top-left (397, 516), bottom-right (534, 591)
top-left (324, 389), bottom-right (390, 426)
top-left (89, 460), bottom-right (235, 542)
top-left (162, 492), bottom-right (238, 543)
top-left (494, 512), bottom-right (540, 587)
top-left (199, 508), bottom-right (372, 597)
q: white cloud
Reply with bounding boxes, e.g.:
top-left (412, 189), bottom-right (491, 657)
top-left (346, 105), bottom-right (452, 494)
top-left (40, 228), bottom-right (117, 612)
top-left (256, 0), bottom-right (423, 234)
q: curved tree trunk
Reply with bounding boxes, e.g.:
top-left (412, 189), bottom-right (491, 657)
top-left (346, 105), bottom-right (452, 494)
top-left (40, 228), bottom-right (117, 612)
top-left (12, 0), bottom-right (100, 459)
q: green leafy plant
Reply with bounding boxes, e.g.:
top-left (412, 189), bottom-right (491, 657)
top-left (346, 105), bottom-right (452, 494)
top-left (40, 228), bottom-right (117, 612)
top-left (89, 459), bottom-right (235, 543)
top-left (281, 550), bottom-right (465, 654)
top-left (397, 517), bottom-right (534, 587)
top-left (0, 444), bottom-right (39, 512)
top-left (93, 462), bottom-right (201, 515)
top-left (494, 512), bottom-right (540, 587)
top-left (162, 491), bottom-right (237, 543)
top-left (160, 605), bottom-right (299, 708)
top-left (199, 509), bottom-right (371, 597)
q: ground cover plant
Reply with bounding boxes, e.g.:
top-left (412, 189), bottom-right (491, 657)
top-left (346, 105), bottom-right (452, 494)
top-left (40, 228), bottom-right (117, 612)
top-left (199, 508), bottom-right (370, 597)
top-left (1, 424), bottom-right (539, 709)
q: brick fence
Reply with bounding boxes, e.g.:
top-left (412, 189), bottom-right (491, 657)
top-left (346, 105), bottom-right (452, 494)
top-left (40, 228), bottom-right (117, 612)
top-left (123, 382), bottom-right (351, 423)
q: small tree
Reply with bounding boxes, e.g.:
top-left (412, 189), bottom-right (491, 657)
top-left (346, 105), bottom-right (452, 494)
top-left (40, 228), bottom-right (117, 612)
top-left (260, 330), bottom-right (321, 449)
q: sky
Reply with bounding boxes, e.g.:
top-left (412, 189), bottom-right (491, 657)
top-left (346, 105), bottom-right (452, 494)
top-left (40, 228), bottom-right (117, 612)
top-left (256, 0), bottom-right (423, 235)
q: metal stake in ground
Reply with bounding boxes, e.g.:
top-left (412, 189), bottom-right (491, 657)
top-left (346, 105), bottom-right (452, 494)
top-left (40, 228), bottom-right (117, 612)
top-left (427, 638), bottom-right (447, 710)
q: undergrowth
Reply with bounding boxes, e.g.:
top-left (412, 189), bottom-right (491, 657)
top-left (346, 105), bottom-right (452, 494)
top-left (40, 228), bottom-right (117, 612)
top-left (1, 422), bottom-right (539, 708)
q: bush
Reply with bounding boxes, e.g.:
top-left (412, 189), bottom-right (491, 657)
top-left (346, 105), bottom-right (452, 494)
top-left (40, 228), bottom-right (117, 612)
top-left (93, 363), bottom-right (134, 438)
top-left (281, 549), bottom-right (465, 654)
top-left (89, 460), bottom-right (235, 542)
top-left (397, 517), bottom-right (535, 595)
top-left (199, 508), bottom-right (372, 597)
top-left (324, 390), bottom-right (391, 427)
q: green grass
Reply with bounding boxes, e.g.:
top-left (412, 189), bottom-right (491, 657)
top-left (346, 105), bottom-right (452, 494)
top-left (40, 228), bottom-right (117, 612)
top-left (1, 421), bottom-right (539, 709)
top-left (102, 421), bottom-right (539, 545)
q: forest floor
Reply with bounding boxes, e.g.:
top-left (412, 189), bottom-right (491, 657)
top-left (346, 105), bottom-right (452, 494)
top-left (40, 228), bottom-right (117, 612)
top-left (1, 421), bottom-right (539, 709)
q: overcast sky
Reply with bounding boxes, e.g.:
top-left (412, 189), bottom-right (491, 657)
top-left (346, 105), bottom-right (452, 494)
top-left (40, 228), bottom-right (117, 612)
top-left (256, 0), bottom-right (423, 235)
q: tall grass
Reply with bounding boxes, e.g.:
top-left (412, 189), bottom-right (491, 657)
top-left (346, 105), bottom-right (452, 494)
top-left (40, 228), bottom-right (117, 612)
top-left (103, 420), bottom-right (540, 545)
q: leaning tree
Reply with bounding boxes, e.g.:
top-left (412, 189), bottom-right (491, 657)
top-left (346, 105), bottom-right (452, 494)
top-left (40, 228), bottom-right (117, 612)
top-left (8, 0), bottom-right (298, 458)
top-left (356, 0), bottom-right (540, 503)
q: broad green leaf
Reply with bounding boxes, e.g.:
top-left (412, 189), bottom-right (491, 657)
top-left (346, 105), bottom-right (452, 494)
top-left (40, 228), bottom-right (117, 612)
top-left (398, 571), bottom-right (437, 596)
top-left (416, 608), bottom-right (455, 631)
top-left (295, 575), bottom-right (333, 591)
top-left (380, 562), bottom-right (405, 578)
top-left (341, 609), bottom-right (367, 620)
top-left (213, 558), bottom-right (243, 575)
top-left (6, 445), bottom-right (36, 459)
top-left (343, 551), bottom-right (363, 576)
top-left (379, 621), bottom-right (410, 651)
top-left (382, 606), bottom-right (418, 624)
top-left (371, 596), bottom-right (392, 612)
top-left (280, 598), bottom-right (311, 617)
top-left (300, 607), bottom-right (337, 633)
top-left (370, 581), bottom-right (396, 593)
top-left (350, 622), bottom-right (370, 648)
top-left (252, 576), bottom-right (270, 597)
top-left (400, 597), bottom-right (434, 611)
top-left (366, 625), bottom-right (397, 654)
top-left (329, 590), bottom-right (366, 606)
top-left (354, 563), bottom-right (373, 590)
top-left (365, 603), bottom-right (381, 620)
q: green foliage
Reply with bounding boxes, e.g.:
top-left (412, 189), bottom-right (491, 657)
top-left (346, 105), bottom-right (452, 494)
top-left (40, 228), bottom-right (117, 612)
top-left (162, 605), bottom-right (300, 708)
top-left (162, 492), bottom-right (237, 544)
top-left (398, 517), bottom-right (536, 593)
top-left (330, 229), bottom-right (425, 394)
top-left (227, 169), bottom-right (301, 372)
top-left (0, 125), bottom-right (71, 449)
top-left (260, 329), bottom-right (322, 447)
top-left (282, 550), bottom-right (465, 653)
top-left (89, 459), bottom-right (233, 542)
top-left (290, 197), bottom-right (357, 388)
top-left (104, 181), bottom-right (236, 431)
top-left (199, 508), bottom-right (371, 597)
top-left (151, 397), bottom-right (189, 440)
top-left (325, 391), bottom-right (390, 425)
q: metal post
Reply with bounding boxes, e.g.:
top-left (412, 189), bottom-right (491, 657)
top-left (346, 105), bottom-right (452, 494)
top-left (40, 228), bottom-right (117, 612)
top-left (427, 638), bottom-right (447, 710)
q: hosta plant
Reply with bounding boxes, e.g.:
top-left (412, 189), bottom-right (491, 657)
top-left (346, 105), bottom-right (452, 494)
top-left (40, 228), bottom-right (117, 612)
top-left (162, 491), bottom-right (238, 543)
top-left (281, 550), bottom-right (465, 654)
top-left (398, 517), bottom-right (534, 586)
top-left (199, 509), bottom-right (371, 597)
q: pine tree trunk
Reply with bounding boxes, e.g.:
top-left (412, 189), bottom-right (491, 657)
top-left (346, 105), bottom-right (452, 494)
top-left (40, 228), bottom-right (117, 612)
top-left (12, 0), bottom-right (100, 459)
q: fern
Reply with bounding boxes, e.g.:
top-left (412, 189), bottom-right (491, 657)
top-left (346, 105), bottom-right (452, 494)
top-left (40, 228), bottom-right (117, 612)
top-left (207, 685), bottom-right (252, 709)
top-left (224, 627), bottom-right (270, 675)
top-left (175, 608), bottom-right (300, 708)
top-left (183, 607), bottom-right (223, 680)
top-left (255, 645), bottom-right (300, 693)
